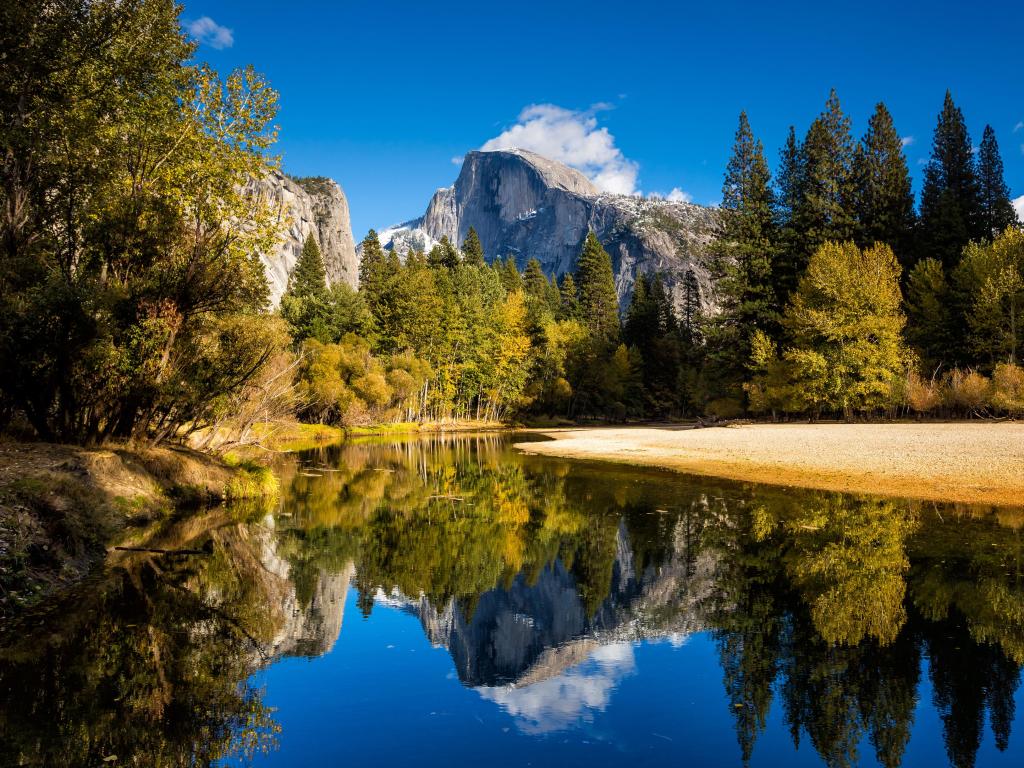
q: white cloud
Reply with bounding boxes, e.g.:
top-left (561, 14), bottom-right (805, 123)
top-left (666, 187), bottom-right (692, 203)
top-left (481, 104), bottom-right (640, 195)
top-left (1013, 195), bottom-right (1024, 222)
top-left (971, 145), bottom-right (980, 155)
top-left (187, 17), bottom-right (233, 49)
top-left (917, 158), bottom-right (928, 166)
top-left (901, 136), bottom-right (915, 148)
top-left (1014, 121), bottom-right (1023, 133)
top-left (451, 155), bottom-right (464, 165)
top-left (476, 642), bottom-right (636, 734)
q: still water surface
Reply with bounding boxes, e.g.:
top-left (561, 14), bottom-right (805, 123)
top-left (2, 434), bottom-right (1023, 767)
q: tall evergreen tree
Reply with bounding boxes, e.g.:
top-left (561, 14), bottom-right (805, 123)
top-left (359, 229), bottom-right (389, 301)
top-left (774, 126), bottom-right (805, 303)
top-left (977, 125), bottom-right (1019, 236)
top-left (681, 268), bottom-right (702, 342)
top-left (428, 235), bottom-right (460, 270)
top-left (558, 272), bottom-right (581, 320)
top-left (575, 232), bottom-right (620, 341)
top-left (707, 112), bottom-right (779, 406)
top-left (918, 91), bottom-right (984, 270)
top-left (287, 234), bottom-right (328, 300)
top-left (497, 256), bottom-right (523, 293)
top-left (462, 226), bottom-right (486, 267)
top-left (280, 234), bottom-right (330, 343)
top-left (793, 89), bottom-right (857, 258)
top-left (522, 258), bottom-right (548, 300)
top-left (853, 102), bottom-right (917, 267)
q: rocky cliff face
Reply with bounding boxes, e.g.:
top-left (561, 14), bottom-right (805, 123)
top-left (376, 149), bottom-right (721, 312)
top-left (248, 170), bottom-right (358, 306)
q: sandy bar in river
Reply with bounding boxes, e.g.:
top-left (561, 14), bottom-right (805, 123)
top-left (515, 423), bottom-right (1024, 507)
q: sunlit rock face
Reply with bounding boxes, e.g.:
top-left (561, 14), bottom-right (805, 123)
top-left (248, 170), bottom-right (358, 306)
top-left (244, 520), bottom-right (354, 662)
top-left (374, 149), bottom-right (721, 312)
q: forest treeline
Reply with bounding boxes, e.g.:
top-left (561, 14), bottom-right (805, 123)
top-left (2, 0), bottom-right (1023, 447)
top-left (280, 88), bottom-right (1024, 426)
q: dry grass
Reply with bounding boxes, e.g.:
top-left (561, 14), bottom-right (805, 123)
top-left (0, 440), bottom-right (278, 616)
top-left (516, 422), bottom-right (1024, 508)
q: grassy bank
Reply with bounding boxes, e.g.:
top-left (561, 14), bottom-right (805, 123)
top-left (244, 419), bottom-right (511, 452)
top-left (0, 441), bottom-right (278, 617)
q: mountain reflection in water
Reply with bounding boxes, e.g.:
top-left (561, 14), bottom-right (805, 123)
top-left (1, 433), bottom-right (1022, 768)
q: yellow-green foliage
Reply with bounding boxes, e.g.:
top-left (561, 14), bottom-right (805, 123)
top-left (991, 363), bottom-right (1024, 415)
top-left (223, 456), bottom-right (280, 500)
top-left (747, 241), bottom-right (911, 416)
top-left (957, 228), bottom-right (1024, 365)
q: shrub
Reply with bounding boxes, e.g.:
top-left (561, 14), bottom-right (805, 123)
top-left (991, 363), bottom-right (1024, 416)
top-left (905, 373), bottom-right (942, 414)
top-left (943, 369), bottom-right (991, 415)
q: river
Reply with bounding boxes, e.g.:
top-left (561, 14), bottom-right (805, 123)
top-left (1, 433), bottom-right (1022, 767)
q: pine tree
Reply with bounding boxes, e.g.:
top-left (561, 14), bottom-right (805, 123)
top-left (774, 126), bottom-right (805, 303)
top-left (918, 91), bottom-right (984, 270)
top-left (428, 235), bottom-right (460, 270)
top-left (497, 256), bottom-right (523, 293)
top-left (794, 89), bottom-right (857, 257)
top-left (853, 102), bottom-right (917, 268)
top-left (461, 226), bottom-right (486, 267)
top-left (522, 258), bottom-right (548, 300)
top-left (977, 125), bottom-right (1018, 236)
top-left (558, 272), bottom-right (581, 320)
top-left (281, 234), bottom-right (330, 343)
top-left (623, 273), bottom-right (652, 348)
top-left (707, 112), bottom-right (779, 407)
top-left (575, 232), bottom-right (620, 341)
top-left (681, 268), bottom-right (702, 342)
top-left (359, 230), bottom-right (389, 301)
top-left (288, 234), bottom-right (328, 300)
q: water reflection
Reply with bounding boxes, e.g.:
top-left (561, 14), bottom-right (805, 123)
top-left (1, 434), bottom-right (1023, 767)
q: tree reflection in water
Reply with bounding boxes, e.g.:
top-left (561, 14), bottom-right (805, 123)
top-left (1, 434), bottom-right (1022, 768)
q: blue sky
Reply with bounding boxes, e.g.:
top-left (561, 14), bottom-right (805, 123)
top-left (184, 0), bottom-right (1024, 239)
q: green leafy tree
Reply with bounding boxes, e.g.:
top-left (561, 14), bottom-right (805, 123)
top-left (918, 91), bottom-right (984, 270)
top-left (977, 125), bottom-right (1019, 237)
top-left (752, 242), bottom-right (910, 417)
top-left (575, 232), bottom-right (620, 341)
top-left (957, 227), bottom-right (1024, 366)
top-left (853, 103), bottom-right (916, 267)
top-left (0, 0), bottom-right (282, 444)
top-left (785, 241), bottom-right (909, 416)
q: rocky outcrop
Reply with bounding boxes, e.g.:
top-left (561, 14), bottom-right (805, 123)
top-left (248, 170), bottom-right (358, 306)
top-left (375, 149), bottom-right (722, 312)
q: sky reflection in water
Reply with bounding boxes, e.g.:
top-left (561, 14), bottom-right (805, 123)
top-left (2, 434), bottom-right (1023, 768)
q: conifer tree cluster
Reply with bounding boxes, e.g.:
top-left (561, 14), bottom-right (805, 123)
top-left (701, 89), bottom-right (1021, 419)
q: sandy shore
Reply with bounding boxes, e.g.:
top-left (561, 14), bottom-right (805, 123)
top-left (515, 423), bottom-right (1024, 507)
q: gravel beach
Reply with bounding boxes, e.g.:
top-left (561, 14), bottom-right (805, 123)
top-left (516, 423), bottom-right (1024, 507)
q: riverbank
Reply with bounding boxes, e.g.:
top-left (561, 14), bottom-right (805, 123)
top-left (230, 419), bottom-right (512, 452)
top-left (515, 423), bottom-right (1024, 507)
top-left (0, 441), bottom-right (277, 616)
